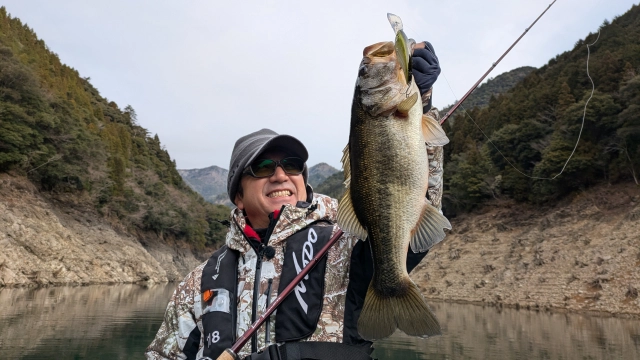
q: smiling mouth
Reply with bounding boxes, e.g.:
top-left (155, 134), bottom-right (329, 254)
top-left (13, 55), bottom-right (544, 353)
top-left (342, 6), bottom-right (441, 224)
top-left (268, 190), bottom-right (292, 198)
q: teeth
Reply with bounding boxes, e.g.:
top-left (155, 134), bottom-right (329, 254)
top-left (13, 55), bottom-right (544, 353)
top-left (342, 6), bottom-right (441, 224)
top-left (268, 190), bottom-right (291, 198)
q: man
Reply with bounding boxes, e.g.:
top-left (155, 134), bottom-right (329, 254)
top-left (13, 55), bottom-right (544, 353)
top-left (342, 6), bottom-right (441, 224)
top-left (146, 41), bottom-right (443, 360)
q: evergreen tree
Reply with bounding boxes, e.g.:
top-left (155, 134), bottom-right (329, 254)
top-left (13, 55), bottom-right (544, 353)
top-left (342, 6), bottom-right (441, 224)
top-left (0, 7), bottom-right (229, 248)
top-left (441, 3), bottom-right (640, 209)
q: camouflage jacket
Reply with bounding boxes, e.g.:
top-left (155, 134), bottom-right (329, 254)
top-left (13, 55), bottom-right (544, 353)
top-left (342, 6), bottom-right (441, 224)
top-left (424, 107), bottom-right (445, 211)
top-left (145, 193), bottom-right (361, 359)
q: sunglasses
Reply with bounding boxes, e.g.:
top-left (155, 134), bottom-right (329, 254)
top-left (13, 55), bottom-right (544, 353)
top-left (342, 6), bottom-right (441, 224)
top-left (244, 157), bottom-right (306, 178)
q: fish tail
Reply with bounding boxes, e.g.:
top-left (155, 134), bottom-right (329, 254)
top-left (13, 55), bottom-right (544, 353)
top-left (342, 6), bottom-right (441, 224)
top-left (357, 279), bottom-right (441, 340)
top-left (394, 280), bottom-right (441, 337)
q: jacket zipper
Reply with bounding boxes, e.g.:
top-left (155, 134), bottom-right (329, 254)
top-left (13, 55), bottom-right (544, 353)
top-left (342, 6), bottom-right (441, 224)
top-left (231, 253), bottom-right (238, 344)
top-left (251, 249), bottom-right (263, 353)
top-left (264, 278), bottom-right (273, 345)
top-left (250, 205), bottom-right (284, 353)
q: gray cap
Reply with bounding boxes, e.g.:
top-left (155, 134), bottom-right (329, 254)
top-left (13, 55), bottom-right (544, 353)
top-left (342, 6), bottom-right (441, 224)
top-left (227, 128), bottom-right (309, 205)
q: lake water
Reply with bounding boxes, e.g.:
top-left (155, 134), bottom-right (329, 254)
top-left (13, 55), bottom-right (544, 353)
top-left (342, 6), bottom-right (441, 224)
top-left (1, 284), bottom-right (639, 359)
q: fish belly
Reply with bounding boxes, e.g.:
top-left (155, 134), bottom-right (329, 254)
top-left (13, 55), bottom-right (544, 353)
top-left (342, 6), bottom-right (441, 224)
top-left (350, 87), bottom-right (440, 340)
top-left (350, 102), bottom-right (427, 288)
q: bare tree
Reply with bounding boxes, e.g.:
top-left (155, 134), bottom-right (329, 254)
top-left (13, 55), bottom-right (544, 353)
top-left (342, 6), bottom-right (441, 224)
top-left (605, 137), bottom-right (639, 185)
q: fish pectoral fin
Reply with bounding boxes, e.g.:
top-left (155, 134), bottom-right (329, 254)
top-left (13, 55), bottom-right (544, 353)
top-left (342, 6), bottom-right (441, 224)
top-left (410, 201), bottom-right (451, 253)
top-left (422, 114), bottom-right (450, 146)
top-left (396, 92), bottom-right (418, 116)
top-left (337, 187), bottom-right (368, 240)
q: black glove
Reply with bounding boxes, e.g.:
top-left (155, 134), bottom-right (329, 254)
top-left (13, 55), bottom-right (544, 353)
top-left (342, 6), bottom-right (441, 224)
top-left (412, 41), bottom-right (440, 111)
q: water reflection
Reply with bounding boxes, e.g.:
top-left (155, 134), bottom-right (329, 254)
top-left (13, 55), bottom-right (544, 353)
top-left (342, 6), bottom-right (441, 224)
top-left (373, 301), bottom-right (640, 360)
top-left (0, 284), bottom-right (176, 360)
top-left (0, 285), bottom-right (638, 359)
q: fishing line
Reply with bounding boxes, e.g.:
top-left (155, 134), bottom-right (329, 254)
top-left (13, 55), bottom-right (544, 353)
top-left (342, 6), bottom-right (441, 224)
top-left (443, 29), bottom-right (600, 180)
top-left (440, 0), bottom-right (558, 125)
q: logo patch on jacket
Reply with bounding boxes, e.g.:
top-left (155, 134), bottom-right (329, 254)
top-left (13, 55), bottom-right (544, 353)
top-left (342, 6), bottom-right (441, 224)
top-left (276, 223), bottom-right (333, 342)
top-left (292, 227), bottom-right (319, 313)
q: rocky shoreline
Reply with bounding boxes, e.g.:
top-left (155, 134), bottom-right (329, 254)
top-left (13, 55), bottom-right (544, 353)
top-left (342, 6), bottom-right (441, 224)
top-left (0, 174), bottom-right (209, 287)
top-left (426, 297), bottom-right (640, 320)
top-left (2, 174), bottom-right (639, 319)
top-left (413, 182), bottom-right (640, 318)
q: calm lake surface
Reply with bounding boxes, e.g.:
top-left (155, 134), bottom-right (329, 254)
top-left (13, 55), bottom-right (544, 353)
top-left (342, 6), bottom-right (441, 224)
top-left (1, 284), bottom-right (639, 359)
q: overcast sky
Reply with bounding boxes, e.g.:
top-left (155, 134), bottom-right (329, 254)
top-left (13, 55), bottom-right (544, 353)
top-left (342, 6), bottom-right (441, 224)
top-left (2, 0), bottom-right (638, 170)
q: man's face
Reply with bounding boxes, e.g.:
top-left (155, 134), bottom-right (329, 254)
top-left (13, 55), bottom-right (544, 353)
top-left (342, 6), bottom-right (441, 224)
top-left (235, 150), bottom-right (307, 229)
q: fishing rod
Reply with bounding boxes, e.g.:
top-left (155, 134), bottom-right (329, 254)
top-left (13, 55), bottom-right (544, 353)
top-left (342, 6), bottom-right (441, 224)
top-left (217, 229), bottom-right (345, 360)
top-left (440, 0), bottom-right (558, 125)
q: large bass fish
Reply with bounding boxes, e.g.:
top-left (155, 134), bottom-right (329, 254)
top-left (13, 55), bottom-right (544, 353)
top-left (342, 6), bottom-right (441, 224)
top-left (337, 14), bottom-right (451, 341)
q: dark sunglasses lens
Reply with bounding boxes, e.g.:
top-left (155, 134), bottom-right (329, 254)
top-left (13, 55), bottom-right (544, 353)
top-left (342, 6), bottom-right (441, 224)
top-left (281, 157), bottom-right (305, 174)
top-left (251, 159), bottom-right (277, 177)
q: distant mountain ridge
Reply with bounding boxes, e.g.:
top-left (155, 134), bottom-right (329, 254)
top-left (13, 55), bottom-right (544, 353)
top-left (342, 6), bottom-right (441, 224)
top-left (307, 162), bottom-right (339, 187)
top-left (178, 163), bottom-right (338, 206)
top-left (441, 66), bottom-right (536, 115)
top-left (178, 166), bottom-right (228, 203)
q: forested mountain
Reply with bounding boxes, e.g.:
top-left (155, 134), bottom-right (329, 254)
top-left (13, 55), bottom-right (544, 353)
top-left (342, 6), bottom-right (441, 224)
top-left (2, 1), bottom-right (638, 252)
top-left (441, 66), bottom-right (536, 115)
top-left (0, 7), bottom-right (228, 248)
top-left (314, 170), bottom-right (345, 199)
top-left (442, 5), bottom-right (640, 215)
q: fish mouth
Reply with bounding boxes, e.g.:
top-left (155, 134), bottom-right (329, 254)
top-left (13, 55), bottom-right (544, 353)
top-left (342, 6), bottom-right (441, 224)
top-left (267, 189), bottom-right (293, 198)
top-left (363, 42), bottom-right (397, 62)
top-left (359, 41), bottom-right (402, 90)
top-left (357, 40), bottom-right (414, 116)
top-left (360, 40), bottom-right (409, 89)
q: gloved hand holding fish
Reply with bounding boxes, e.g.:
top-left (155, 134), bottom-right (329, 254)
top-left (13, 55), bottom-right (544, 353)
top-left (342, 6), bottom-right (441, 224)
top-left (337, 13), bottom-right (451, 341)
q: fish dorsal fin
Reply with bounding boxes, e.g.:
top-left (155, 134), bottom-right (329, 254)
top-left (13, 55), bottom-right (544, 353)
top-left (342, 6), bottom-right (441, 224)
top-left (410, 200), bottom-right (451, 253)
top-left (337, 187), bottom-right (368, 240)
top-left (422, 114), bottom-right (450, 146)
top-left (397, 92), bottom-right (418, 116)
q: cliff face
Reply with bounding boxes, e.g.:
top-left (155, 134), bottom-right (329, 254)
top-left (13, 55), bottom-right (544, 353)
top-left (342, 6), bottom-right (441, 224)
top-left (412, 182), bottom-right (640, 316)
top-left (0, 174), bottom-right (208, 287)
